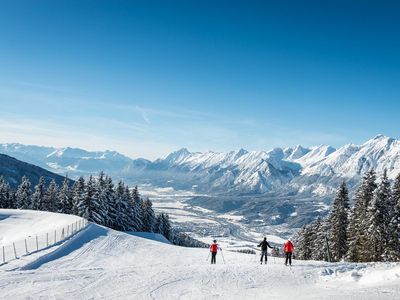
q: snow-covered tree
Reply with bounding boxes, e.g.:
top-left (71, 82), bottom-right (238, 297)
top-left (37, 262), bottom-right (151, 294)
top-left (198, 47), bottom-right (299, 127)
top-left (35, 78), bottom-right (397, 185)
top-left (112, 181), bottom-right (130, 230)
top-left (96, 172), bottom-right (110, 225)
top-left (154, 214), bottom-right (162, 234)
top-left (123, 185), bottom-right (135, 230)
top-left (294, 224), bottom-right (313, 260)
top-left (104, 176), bottom-right (116, 228)
top-left (160, 213), bottom-right (172, 240)
top-left (7, 191), bottom-right (16, 209)
top-left (129, 186), bottom-right (143, 231)
top-left (77, 176), bottom-right (104, 224)
top-left (386, 173), bottom-right (400, 261)
top-left (72, 177), bottom-right (85, 216)
top-left (170, 230), bottom-right (208, 248)
top-left (367, 169), bottom-right (390, 261)
top-left (328, 181), bottom-right (350, 261)
top-left (311, 218), bottom-right (330, 261)
top-left (347, 170), bottom-right (377, 262)
top-left (131, 186), bottom-right (140, 203)
top-left (58, 177), bottom-right (73, 214)
top-left (15, 176), bottom-right (32, 209)
top-left (141, 197), bottom-right (155, 232)
top-left (31, 176), bottom-right (46, 210)
top-left (44, 180), bottom-right (58, 212)
top-left (0, 176), bottom-right (12, 208)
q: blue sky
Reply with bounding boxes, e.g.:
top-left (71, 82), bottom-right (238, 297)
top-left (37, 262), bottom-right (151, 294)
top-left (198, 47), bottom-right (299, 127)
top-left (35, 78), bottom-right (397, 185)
top-left (0, 1), bottom-right (399, 159)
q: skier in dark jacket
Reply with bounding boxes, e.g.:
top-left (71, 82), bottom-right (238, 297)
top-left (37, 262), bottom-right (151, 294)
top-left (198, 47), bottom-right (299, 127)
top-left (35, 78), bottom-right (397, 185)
top-left (257, 237), bottom-right (273, 264)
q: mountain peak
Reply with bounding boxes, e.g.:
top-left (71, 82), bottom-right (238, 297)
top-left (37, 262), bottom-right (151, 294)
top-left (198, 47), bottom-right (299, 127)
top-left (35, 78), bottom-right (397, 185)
top-left (290, 145), bottom-right (311, 159)
top-left (373, 134), bottom-right (387, 140)
top-left (236, 148), bottom-right (248, 155)
top-left (174, 147), bottom-right (191, 155)
top-left (364, 134), bottom-right (394, 146)
top-left (163, 148), bottom-right (191, 163)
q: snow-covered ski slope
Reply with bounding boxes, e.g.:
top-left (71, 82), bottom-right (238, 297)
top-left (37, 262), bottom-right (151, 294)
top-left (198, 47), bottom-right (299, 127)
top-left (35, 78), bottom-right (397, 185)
top-left (1, 210), bottom-right (400, 299)
top-left (0, 209), bottom-right (81, 246)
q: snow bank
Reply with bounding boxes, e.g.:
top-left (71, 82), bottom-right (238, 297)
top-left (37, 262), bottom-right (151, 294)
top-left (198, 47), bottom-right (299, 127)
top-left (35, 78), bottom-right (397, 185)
top-left (0, 209), bottom-right (81, 246)
top-left (21, 224), bottom-right (107, 270)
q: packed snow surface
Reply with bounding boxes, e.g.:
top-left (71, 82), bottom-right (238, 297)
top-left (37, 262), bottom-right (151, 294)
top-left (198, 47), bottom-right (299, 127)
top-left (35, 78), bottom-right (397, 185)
top-left (1, 210), bottom-right (400, 299)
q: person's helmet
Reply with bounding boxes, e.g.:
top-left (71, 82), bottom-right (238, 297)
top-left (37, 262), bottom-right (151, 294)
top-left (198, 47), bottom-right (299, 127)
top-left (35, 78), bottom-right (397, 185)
top-left (264, 237), bottom-right (267, 240)
top-left (213, 239), bottom-right (217, 243)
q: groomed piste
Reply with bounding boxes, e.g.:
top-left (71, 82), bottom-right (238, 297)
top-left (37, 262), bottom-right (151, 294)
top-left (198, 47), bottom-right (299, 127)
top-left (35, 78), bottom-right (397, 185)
top-left (1, 209), bottom-right (400, 299)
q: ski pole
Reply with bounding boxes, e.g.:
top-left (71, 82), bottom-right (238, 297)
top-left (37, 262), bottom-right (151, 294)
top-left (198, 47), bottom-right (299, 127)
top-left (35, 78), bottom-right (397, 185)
top-left (206, 252), bottom-right (210, 262)
top-left (220, 250), bottom-right (226, 264)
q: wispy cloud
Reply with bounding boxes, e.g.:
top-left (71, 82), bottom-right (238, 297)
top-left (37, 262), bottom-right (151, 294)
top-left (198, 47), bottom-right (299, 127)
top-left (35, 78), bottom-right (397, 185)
top-left (135, 106), bottom-right (151, 124)
top-left (115, 104), bottom-right (209, 122)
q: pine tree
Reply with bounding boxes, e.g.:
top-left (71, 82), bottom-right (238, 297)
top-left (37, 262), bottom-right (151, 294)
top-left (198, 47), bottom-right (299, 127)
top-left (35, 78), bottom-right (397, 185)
top-left (367, 169), bottom-right (390, 261)
top-left (311, 218), bottom-right (329, 261)
top-left (90, 178), bottom-right (104, 224)
top-left (294, 224), bottom-right (313, 260)
top-left (161, 213), bottom-right (172, 240)
top-left (44, 180), bottom-right (58, 212)
top-left (141, 197), bottom-right (155, 232)
top-left (124, 185), bottom-right (135, 230)
top-left (129, 186), bottom-right (144, 231)
top-left (154, 213), bottom-right (172, 240)
top-left (113, 181), bottom-right (130, 230)
top-left (104, 176), bottom-right (116, 228)
top-left (386, 173), bottom-right (400, 261)
top-left (77, 176), bottom-right (103, 223)
top-left (96, 172), bottom-right (109, 226)
top-left (58, 177), bottom-right (73, 214)
top-left (31, 176), bottom-right (46, 210)
top-left (7, 191), bottom-right (16, 209)
top-left (154, 214), bottom-right (163, 234)
top-left (15, 176), bottom-right (32, 209)
top-left (72, 177), bottom-right (85, 216)
top-left (347, 170), bottom-right (377, 262)
top-left (0, 176), bottom-right (12, 208)
top-left (328, 181), bottom-right (350, 261)
top-left (131, 186), bottom-right (140, 202)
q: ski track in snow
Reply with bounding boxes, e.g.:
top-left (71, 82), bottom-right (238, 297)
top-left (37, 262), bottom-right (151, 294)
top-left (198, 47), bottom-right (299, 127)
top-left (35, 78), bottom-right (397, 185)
top-left (1, 210), bottom-right (400, 299)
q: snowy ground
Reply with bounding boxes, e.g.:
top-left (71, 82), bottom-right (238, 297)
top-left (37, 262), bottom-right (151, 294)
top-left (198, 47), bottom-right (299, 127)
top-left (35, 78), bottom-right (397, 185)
top-left (140, 186), bottom-right (287, 251)
top-left (0, 209), bottom-right (80, 246)
top-left (1, 209), bottom-right (400, 299)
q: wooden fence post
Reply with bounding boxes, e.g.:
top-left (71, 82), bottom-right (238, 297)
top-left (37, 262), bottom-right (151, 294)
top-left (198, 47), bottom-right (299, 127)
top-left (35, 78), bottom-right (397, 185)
top-left (36, 236), bottom-right (39, 251)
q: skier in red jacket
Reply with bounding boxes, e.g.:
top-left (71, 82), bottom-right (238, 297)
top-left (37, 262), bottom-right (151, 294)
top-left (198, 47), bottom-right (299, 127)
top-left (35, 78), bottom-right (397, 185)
top-left (283, 239), bottom-right (294, 266)
top-left (210, 240), bottom-right (221, 264)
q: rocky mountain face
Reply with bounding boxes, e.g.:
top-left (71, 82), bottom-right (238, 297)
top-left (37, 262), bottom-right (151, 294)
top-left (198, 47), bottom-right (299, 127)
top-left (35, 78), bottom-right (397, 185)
top-left (0, 154), bottom-right (74, 189)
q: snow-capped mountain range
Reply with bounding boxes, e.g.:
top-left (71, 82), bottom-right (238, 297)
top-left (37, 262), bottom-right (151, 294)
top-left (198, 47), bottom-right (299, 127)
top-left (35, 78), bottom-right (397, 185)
top-left (1, 134), bottom-right (399, 196)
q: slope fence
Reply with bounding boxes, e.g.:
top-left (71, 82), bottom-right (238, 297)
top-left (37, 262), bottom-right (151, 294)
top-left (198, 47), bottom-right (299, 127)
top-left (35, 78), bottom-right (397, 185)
top-left (1, 218), bottom-right (89, 265)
